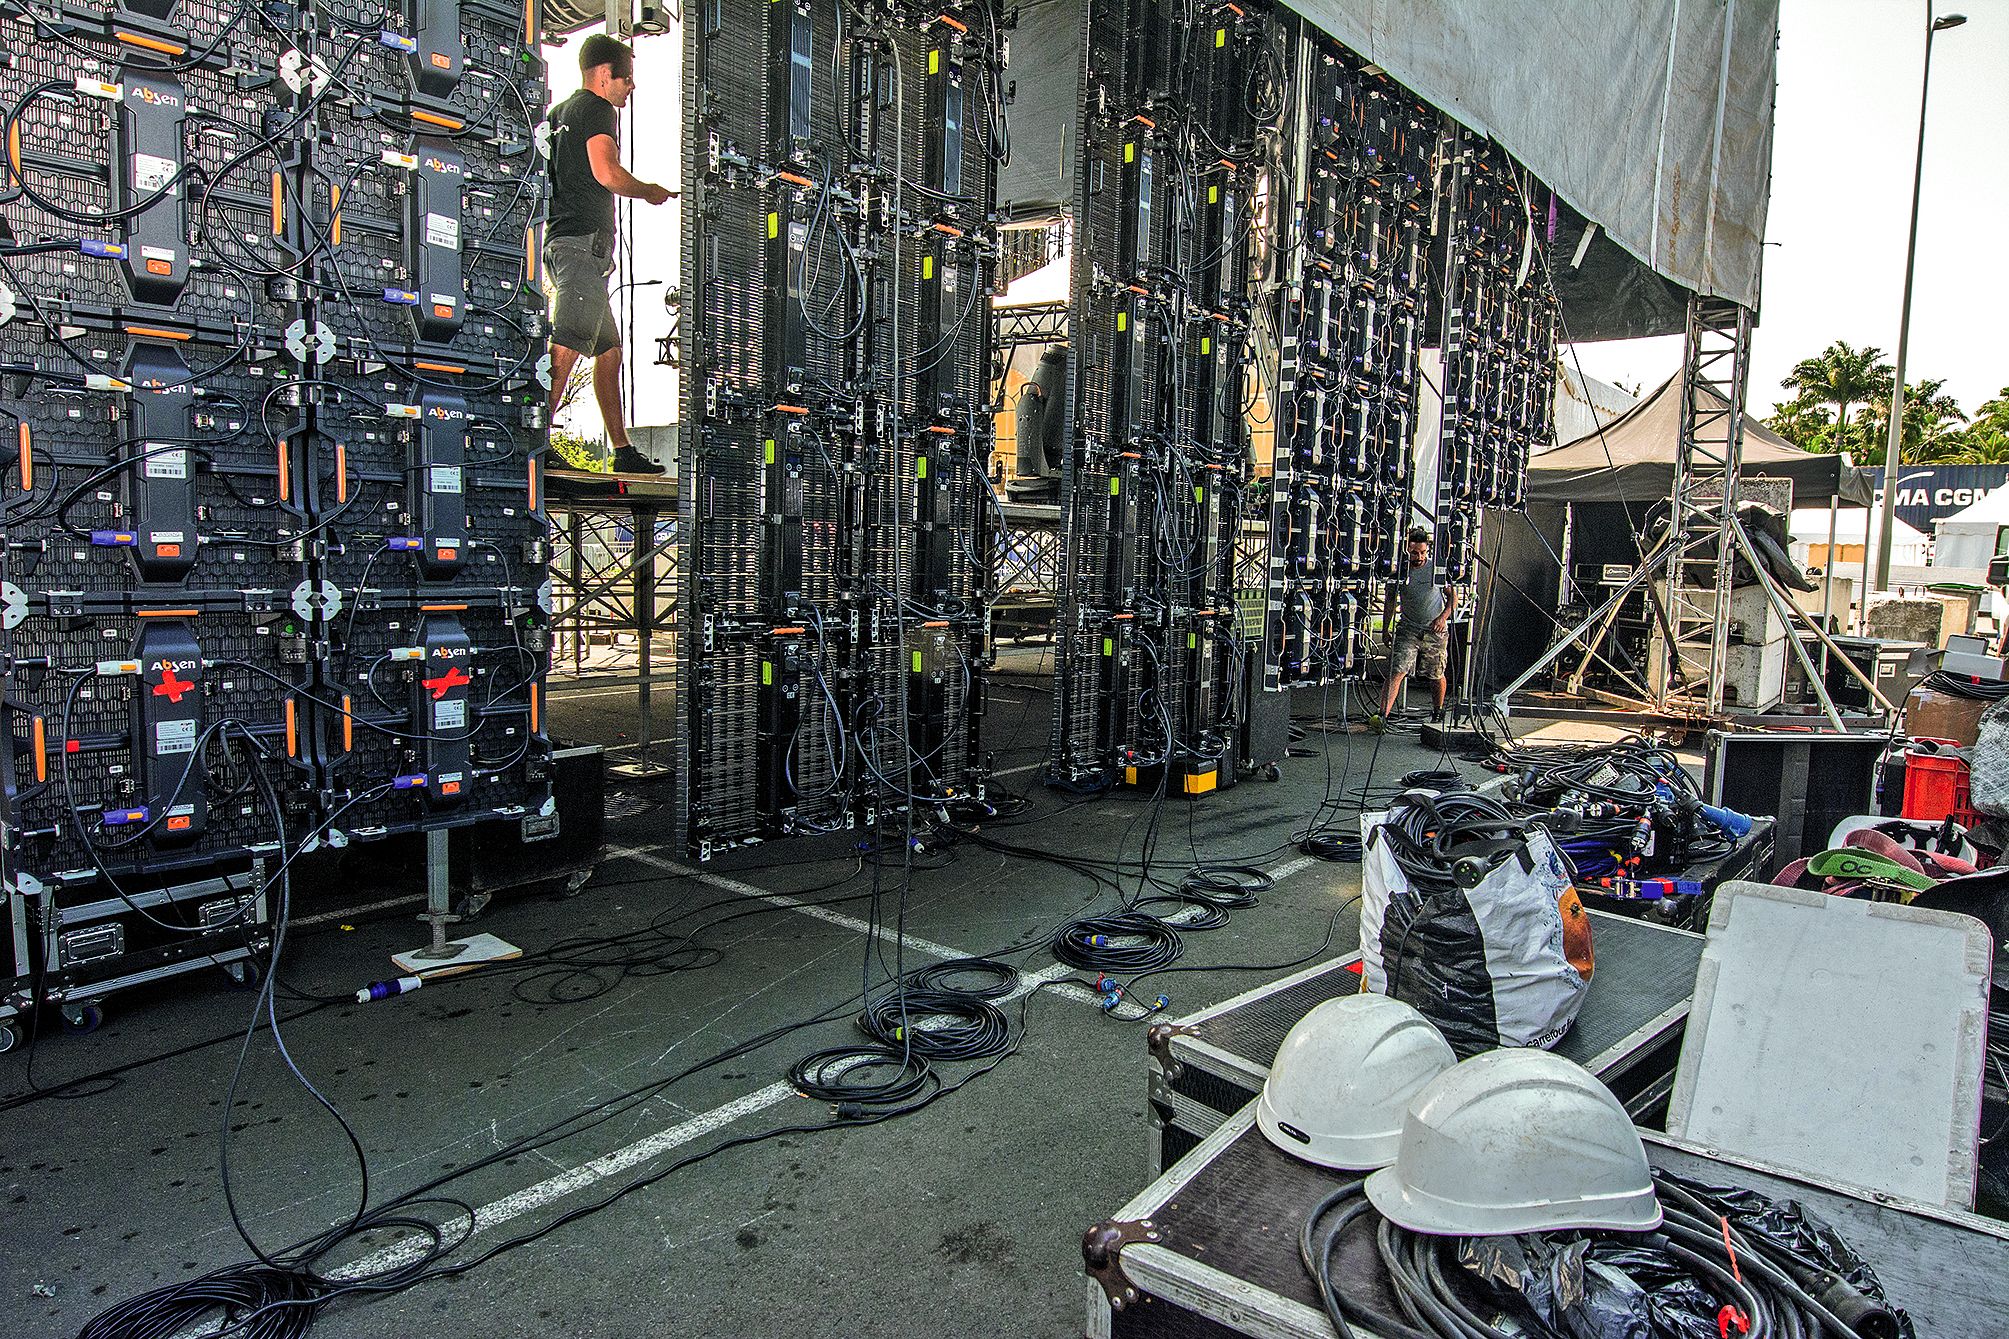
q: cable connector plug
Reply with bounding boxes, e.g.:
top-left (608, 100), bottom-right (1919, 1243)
top-left (832, 1101), bottom-right (868, 1120)
top-left (355, 975), bottom-right (423, 1003)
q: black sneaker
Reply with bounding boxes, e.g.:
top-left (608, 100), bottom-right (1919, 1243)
top-left (611, 445), bottom-right (665, 475)
top-left (1430, 708), bottom-right (1444, 723)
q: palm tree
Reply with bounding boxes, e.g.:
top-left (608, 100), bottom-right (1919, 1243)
top-left (1763, 394), bottom-right (1835, 450)
top-left (1948, 387), bottom-right (2009, 463)
top-left (1858, 377), bottom-right (1966, 465)
top-left (1778, 341), bottom-right (1891, 459)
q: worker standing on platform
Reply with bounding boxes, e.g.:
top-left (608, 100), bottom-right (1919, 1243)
top-left (1373, 528), bottom-right (1455, 729)
top-left (545, 34), bottom-right (672, 475)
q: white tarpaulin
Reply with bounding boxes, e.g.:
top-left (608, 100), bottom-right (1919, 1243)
top-left (1284, 0), bottom-right (1778, 313)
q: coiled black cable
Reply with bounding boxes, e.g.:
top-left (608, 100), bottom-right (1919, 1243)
top-left (1050, 912), bottom-right (1183, 975)
top-left (858, 988), bottom-right (1011, 1062)
top-left (903, 957), bottom-right (1017, 999)
top-left (1301, 1172), bottom-right (1905, 1339)
top-left (1175, 864), bottom-right (1273, 910)
top-left (74, 1259), bottom-right (329, 1339)
top-left (1299, 825), bottom-right (1365, 862)
top-left (1919, 669), bottom-right (2009, 702)
top-left (787, 1044), bottom-right (935, 1110)
top-left (1376, 790), bottom-right (1541, 896)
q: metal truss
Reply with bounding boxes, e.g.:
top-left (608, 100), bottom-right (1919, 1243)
top-left (993, 508), bottom-right (1064, 594)
top-left (1495, 293), bottom-right (1896, 725)
top-left (1658, 297), bottom-right (1751, 715)
top-left (992, 300), bottom-right (1070, 385)
top-left (547, 491), bottom-right (679, 775)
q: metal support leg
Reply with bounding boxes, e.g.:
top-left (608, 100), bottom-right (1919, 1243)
top-left (634, 504), bottom-right (655, 769)
top-left (394, 826), bottom-right (519, 974)
top-left (570, 510), bottom-right (586, 675)
top-left (613, 503), bottom-right (670, 778)
top-left (412, 827), bottom-right (460, 961)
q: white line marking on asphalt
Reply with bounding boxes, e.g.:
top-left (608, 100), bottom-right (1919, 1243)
top-left (606, 847), bottom-right (971, 962)
top-left (294, 894), bottom-right (426, 927)
top-left (322, 842), bottom-right (1332, 1270)
top-left (328, 1079), bottom-right (801, 1280)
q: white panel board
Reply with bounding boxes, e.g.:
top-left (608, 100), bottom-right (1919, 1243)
top-left (1668, 882), bottom-right (1992, 1209)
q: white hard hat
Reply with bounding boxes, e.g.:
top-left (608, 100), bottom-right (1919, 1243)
top-left (1256, 994), bottom-right (1456, 1170)
top-left (1363, 1048), bottom-right (1662, 1236)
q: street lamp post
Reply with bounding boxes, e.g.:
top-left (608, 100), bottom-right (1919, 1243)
top-left (1873, 8), bottom-right (1966, 598)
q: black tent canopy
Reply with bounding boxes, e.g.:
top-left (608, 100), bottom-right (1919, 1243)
top-left (1527, 377), bottom-right (1872, 508)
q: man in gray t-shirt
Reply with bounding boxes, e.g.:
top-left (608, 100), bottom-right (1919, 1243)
top-left (1374, 527), bottom-right (1456, 726)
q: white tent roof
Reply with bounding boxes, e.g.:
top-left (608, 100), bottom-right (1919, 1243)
top-left (1936, 487), bottom-right (2009, 531)
top-left (1789, 508), bottom-right (1926, 546)
top-left (1546, 367), bottom-right (1639, 454)
top-left (995, 252), bottom-right (1069, 308)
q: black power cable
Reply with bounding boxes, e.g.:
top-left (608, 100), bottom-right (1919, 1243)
top-left (1917, 669), bottom-right (2009, 703)
top-left (1049, 911), bottom-right (1183, 976)
top-left (1301, 1172), bottom-right (1907, 1339)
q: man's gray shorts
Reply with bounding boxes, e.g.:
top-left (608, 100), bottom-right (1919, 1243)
top-left (1391, 625), bottom-right (1447, 679)
top-left (544, 233), bottom-right (619, 357)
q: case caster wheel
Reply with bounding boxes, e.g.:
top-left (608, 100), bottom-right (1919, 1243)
top-left (224, 958), bottom-right (266, 989)
top-left (0, 1021), bottom-right (20, 1054)
top-left (62, 1003), bottom-right (104, 1034)
top-left (1263, 763), bottom-right (1282, 783)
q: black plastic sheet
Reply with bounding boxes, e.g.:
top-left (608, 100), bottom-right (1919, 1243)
top-left (1450, 1175), bottom-right (1915, 1339)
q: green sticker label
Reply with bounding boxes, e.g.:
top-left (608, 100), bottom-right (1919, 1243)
top-left (1208, 184), bottom-right (1219, 205)
top-left (1188, 631), bottom-right (1198, 649)
top-left (1109, 476), bottom-right (1121, 496)
top-left (764, 438), bottom-right (776, 464)
top-left (766, 211), bottom-right (779, 240)
top-left (917, 455), bottom-right (929, 479)
top-left (1124, 142), bottom-right (1136, 164)
top-left (928, 49), bottom-right (940, 75)
top-left (1200, 335), bottom-right (1211, 355)
top-left (1115, 310), bottom-right (1127, 332)
top-left (1215, 27), bottom-right (1226, 47)
top-left (911, 650), bottom-right (924, 673)
top-left (1103, 637), bottom-right (1114, 657)
top-left (922, 254), bottom-right (934, 280)
top-left (762, 660), bottom-right (772, 686)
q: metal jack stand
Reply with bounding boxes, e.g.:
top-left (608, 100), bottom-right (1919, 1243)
top-left (392, 828), bottom-right (521, 976)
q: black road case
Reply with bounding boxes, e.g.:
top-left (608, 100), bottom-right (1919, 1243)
top-left (1087, 1102), bottom-right (2009, 1339)
top-left (1146, 910), bottom-right (1705, 1174)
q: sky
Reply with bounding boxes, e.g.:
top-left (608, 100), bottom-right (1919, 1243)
top-left (546, 0), bottom-right (2009, 439)
top-left (1570, 0), bottom-right (2009, 418)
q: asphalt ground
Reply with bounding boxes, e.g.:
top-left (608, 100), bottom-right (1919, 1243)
top-left (1, 682), bottom-right (1476, 1338)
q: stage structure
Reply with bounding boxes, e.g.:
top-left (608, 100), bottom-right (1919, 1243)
top-left (674, 0), bottom-right (1006, 858)
top-left (1038, 0), bottom-right (1280, 795)
top-left (0, 0), bottom-right (555, 1039)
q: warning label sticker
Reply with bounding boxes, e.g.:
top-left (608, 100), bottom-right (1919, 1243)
top-left (145, 448), bottom-right (189, 480)
top-left (425, 211), bottom-right (461, 251)
top-left (133, 153), bottom-right (178, 196)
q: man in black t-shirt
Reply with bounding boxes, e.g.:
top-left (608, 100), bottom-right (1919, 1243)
top-left (544, 34), bottom-right (672, 474)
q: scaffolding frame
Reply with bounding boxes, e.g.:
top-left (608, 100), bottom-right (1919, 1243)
top-left (1494, 294), bottom-right (1897, 725)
